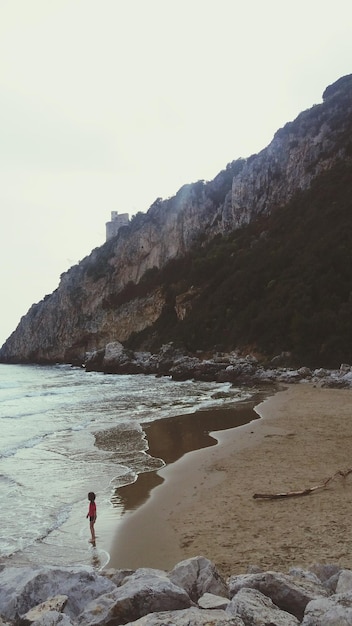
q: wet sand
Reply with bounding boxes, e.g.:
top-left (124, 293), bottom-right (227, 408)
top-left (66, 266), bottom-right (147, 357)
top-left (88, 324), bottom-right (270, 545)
top-left (109, 384), bottom-right (352, 578)
top-left (115, 397), bottom-right (265, 512)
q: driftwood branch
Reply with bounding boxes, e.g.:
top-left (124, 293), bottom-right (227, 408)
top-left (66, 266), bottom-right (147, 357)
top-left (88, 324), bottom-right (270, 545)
top-left (253, 468), bottom-right (352, 500)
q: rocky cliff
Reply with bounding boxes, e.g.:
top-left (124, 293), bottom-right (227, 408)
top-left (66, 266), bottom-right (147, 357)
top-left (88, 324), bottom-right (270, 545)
top-left (1, 75), bottom-right (352, 365)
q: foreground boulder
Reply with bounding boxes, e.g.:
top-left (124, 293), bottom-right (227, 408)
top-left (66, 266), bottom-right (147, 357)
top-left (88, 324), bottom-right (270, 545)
top-left (1, 557), bottom-right (351, 625)
top-left (227, 570), bottom-right (330, 620)
top-left (77, 568), bottom-right (193, 626)
top-left (168, 556), bottom-right (229, 602)
top-left (226, 587), bottom-right (299, 625)
top-left (302, 592), bottom-right (352, 625)
top-left (0, 566), bottom-right (115, 621)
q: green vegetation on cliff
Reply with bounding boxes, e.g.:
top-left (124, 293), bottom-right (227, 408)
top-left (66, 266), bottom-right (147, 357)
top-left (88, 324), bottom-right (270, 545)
top-left (124, 161), bottom-right (352, 368)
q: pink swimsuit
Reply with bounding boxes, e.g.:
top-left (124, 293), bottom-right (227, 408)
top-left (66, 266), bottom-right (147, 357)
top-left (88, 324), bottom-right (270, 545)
top-left (88, 501), bottom-right (96, 520)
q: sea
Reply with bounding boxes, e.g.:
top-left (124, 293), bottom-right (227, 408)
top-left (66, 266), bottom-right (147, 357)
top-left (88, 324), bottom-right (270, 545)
top-left (0, 363), bottom-right (260, 570)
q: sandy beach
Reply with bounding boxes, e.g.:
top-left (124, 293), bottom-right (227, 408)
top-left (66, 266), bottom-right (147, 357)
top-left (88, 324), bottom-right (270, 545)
top-left (109, 383), bottom-right (352, 578)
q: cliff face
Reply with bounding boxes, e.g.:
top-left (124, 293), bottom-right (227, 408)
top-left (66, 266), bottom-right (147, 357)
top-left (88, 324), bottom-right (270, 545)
top-left (2, 75), bottom-right (352, 364)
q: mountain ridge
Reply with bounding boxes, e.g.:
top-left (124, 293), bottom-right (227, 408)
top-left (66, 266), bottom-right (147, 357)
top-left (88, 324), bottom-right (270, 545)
top-left (1, 74), bottom-right (352, 366)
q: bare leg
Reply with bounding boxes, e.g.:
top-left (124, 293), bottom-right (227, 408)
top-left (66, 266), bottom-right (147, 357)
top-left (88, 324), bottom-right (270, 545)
top-left (89, 520), bottom-right (96, 545)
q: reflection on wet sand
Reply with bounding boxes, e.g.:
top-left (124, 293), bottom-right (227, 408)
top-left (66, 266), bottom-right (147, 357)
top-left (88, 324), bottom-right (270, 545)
top-left (115, 397), bottom-right (264, 514)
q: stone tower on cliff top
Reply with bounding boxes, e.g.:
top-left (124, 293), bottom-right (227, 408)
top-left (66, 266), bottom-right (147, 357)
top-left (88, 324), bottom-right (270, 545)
top-left (106, 211), bottom-right (130, 241)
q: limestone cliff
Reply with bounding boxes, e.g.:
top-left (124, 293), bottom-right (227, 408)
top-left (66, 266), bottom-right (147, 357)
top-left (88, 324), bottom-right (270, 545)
top-left (1, 75), bottom-right (352, 364)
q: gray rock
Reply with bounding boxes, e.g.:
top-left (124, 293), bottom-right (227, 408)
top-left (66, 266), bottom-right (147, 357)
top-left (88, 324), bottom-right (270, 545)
top-left (227, 570), bottom-right (329, 620)
top-left (168, 555), bottom-right (229, 603)
top-left (226, 587), bottom-right (299, 625)
top-left (123, 567), bottom-right (170, 581)
top-left (298, 367), bottom-right (312, 377)
top-left (323, 572), bottom-right (341, 594)
top-left (313, 368), bottom-right (330, 378)
top-left (308, 563), bottom-right (342, 592)
top-left (277, 370), bottom-right (304, 383)
top-left (0, 566), bottom-right (116, 621)
top-left (124, 607), bottom-right (244, 626)
top-left (3, 560), bottom-right (352, 626)
top-left (100, 568), bottom-right (135, 587)
top-left (23, 611), bottom-right (73, 626)
top-left (339, 363), bottom-right (352, 374)
top-left (20, 596), bottom-right (68, 624)
top-left (288, 567), bottom-right (321, 585)
top-left (305, 563), bottom-right (341, 584)
top-left (84, 348), bottom-right (105, 370)
top-left (77, 569), bottom-right (193, 626)
top-left (197, 592), bottom-right (230, 609)
top-left (336, 569), bottom-right (352, 594)
top-left (103, 341), bottom-right (125, 365)
top-left (302, 592), bottom-right (352, 625)
top-left (82, 343), bottom-right (352, 387)
top-left (340, 371), bottom-right (352, 386)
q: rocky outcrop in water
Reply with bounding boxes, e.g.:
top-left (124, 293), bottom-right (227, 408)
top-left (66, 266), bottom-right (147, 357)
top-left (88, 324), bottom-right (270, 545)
top-left (0, 556), bottom-right (351, 625)
top-left (83, 341), bottom-right (352, 389)
top-left (1, 75), bottom-right (352, 364)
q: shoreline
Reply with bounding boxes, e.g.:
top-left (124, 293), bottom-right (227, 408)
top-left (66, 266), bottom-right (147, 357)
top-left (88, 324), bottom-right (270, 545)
top-left (3, 382), bottom-right (352, 578)
top-left (114, 392), bottom-right (267, 514)
top-left (109, 383), bottom-right (352, 577)
top-left (107, 386), bottom-right (276, 571)
top-left (0, 386), bottom-right (268, 572)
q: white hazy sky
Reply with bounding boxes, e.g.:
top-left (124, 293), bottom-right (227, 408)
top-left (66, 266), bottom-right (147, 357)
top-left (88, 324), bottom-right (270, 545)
top-left (0, 0), bottom-right (351, 347)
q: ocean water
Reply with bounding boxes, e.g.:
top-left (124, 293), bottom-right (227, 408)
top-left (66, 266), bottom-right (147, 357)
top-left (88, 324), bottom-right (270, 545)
top-left (0, 363), bottom-right (256, 569)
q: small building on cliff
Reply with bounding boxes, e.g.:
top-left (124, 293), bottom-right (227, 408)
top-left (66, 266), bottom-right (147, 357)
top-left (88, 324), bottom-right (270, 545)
top-left (106, 211), bottom-right (130, 241)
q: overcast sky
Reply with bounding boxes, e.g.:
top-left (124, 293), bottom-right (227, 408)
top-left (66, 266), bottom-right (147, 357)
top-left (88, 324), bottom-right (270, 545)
top-left (0, 0), bottom-right (351, 347)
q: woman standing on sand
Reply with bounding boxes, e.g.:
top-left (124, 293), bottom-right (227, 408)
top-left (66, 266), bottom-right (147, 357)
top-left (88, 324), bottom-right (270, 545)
top-left (86, 491), bottom-right (97, 545)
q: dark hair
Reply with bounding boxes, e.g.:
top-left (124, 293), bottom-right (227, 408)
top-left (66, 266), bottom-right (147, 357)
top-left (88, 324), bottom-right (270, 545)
top-left (88, 492), bottom-right (96, 502)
